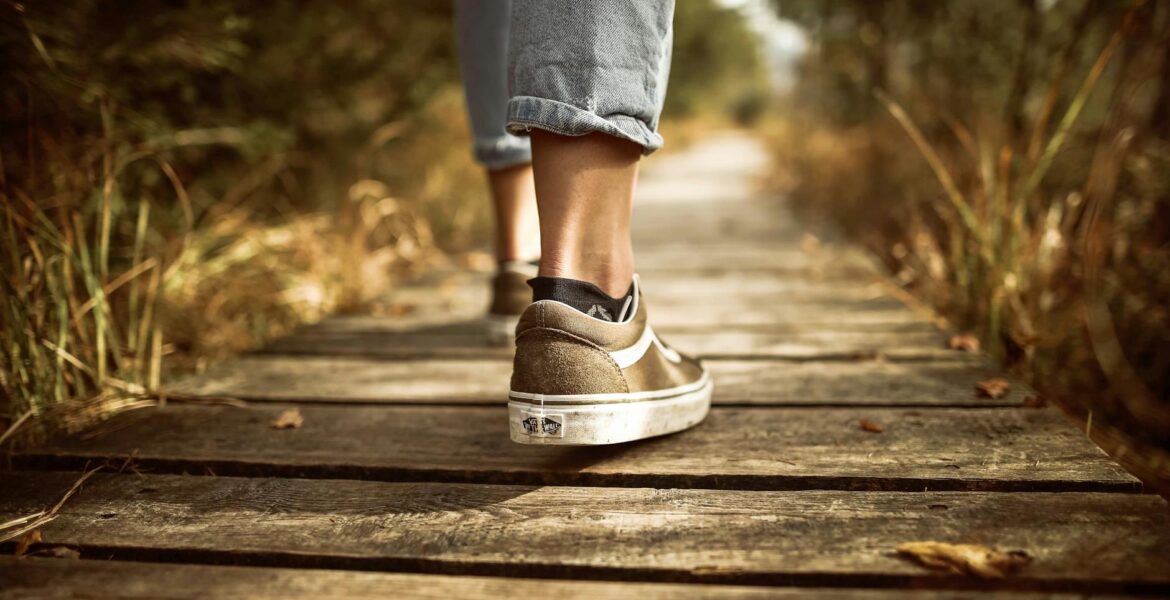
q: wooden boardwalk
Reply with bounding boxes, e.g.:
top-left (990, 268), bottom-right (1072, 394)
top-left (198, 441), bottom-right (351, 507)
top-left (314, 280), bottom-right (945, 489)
top-left (3, 133), bottom-right (1169, 597)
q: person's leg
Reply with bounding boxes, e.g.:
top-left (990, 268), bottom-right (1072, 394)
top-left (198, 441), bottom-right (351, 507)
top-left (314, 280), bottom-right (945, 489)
top-left (531, 131), bottom-right (640, 297)
top-left (508, 0), bottom-right (674, 297)
top-left (503, 1), bottom-right (709, 446)
top-left (487, 164), bottom-right (540, 263)
top-left (454, 0), bottom-right (540, 264)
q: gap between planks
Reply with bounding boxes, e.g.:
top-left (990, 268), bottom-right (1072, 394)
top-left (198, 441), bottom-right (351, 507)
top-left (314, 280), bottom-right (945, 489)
top-left (3, 557), bottom-right (1074, 600)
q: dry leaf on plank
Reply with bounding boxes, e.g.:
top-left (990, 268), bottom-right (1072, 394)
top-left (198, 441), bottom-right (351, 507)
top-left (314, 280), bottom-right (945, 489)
top-left (271, 408), bottom-right (304, 429)
top-left (947, 334), bottom-right (980, 352)
top-left (14, 529), bottom-right (41, 557)
top-left (975, 378), bottom-right (1011, 399)
top-left (897, 541), bottom-right (1031, 579)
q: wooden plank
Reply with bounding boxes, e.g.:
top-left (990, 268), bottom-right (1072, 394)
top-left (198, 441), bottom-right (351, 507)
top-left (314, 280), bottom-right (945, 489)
top-left (1, 473), bottom-right (1165, 592)
top-left (343, 293), bottom-right (924, 334)
top-left (15, 404), bottom-right (1136, 491)
top-left (264, 325), bottom-right (961, 361)
top-left (391, 270), bottom-right (888, 298)
top-left (291, 311), bottom-right (941, 337)
top-left (170, 356), bottom-right (1030, 407)
top-left (634, 244), bottom-right (875, 272)
top-left (1, 558), bottom-right (1073, 600)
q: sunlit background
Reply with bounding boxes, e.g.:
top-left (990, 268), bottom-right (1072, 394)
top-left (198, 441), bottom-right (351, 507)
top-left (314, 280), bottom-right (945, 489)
top-left (2, 0), bottom-right (1168, 487)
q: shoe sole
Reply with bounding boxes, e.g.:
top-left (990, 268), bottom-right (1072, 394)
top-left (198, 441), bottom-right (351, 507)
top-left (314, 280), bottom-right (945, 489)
top-left (507, 375), bottom-right (713, 445)
top-left (485, 314), bottom-right (519, 347)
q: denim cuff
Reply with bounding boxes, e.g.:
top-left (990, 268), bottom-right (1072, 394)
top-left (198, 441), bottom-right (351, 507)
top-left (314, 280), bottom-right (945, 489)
top-left (474, 135), bottom-right (533, 171)
top-left (506, 96), bottom-right (664, 155)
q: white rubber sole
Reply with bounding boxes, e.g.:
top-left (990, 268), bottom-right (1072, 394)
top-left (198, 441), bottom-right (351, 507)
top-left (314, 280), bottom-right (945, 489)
top-left (485, 314), bottom-right (519, 347)
top-left (508, 375), bottom-right (713, 445)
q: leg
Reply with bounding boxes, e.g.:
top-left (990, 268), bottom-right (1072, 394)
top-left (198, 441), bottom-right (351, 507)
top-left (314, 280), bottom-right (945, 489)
top-left (504, 1), bottom-right (709, 446)
top-left (508, 0), bottom-right (674, 296)
top-left (531, 131), bottom-right (640, 297)
top-left (487, 164), bottom-right (540, 263)
top-left (454, 0), bottom-right (539, 263)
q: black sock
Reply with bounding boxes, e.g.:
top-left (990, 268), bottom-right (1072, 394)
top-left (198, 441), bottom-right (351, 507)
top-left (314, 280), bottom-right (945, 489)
top-left (529, 276), bottom-right (634, 322)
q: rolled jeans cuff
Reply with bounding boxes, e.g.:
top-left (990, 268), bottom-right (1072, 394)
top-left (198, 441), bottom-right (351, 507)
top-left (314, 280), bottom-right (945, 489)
top-left (473, 135), bottom-right (532, 171)
top-left (507, 96), bottom-right (665, 155)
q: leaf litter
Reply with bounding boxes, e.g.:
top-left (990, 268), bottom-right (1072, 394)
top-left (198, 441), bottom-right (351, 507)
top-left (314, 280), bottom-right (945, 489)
top-left (14, 530), bottom-right (41, 557)
top-left (271, 408), bottom-right (304, 429)
top-left (975, 378), bottom-right (1012, 399)
top-left (947, 334), bottom-right (981, 352)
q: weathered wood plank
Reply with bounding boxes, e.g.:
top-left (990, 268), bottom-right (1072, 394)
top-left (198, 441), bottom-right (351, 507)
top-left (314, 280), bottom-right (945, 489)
top-left (634, 244), bottom-right (874, 272)
top-left (14, 404), bottom-right (1136, 491)
top-left (340, 297), bottom-right (924, 334)
top-left (264, 327), bottom-right (959, 361)
top-left (291, 312), bottom-right (941, 338)
top-left (392, 270), bottom-right (887, 297)
top-left (170, 356), bottom-right (1030, 407)
top-left (1, 473), bottom-right (1165, 592)
top-left (2, 558), bottom-right (1078, 600)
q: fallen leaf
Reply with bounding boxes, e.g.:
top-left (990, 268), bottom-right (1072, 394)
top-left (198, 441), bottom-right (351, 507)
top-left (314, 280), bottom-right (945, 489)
top-left (271, 408), bottom-right (304, 429)
top-left (859, 420), bottom-right (884, 433)
top-left (800, 233), bottom-right (822, 256)
top-left (947, 334), bottom-right (980, 352)
top-left (1022, 395), bottom-right (1048, 408)
top-left (896, 541), bottom-right (1031, 579)
top-left (975, 378), bottom-right (1011, 399)
top-left (45, 546), bottom-right (80, 559)
top-left (14, 530), bottom-right (41, 557)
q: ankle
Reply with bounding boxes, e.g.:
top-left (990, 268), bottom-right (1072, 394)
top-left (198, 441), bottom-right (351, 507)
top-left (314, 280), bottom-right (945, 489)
top-left (538, 255), bottom-right (633, 298)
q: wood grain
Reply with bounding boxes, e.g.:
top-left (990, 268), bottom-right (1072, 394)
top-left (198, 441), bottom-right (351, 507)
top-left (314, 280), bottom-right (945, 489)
top-left (169, 356), bottom-right (1030, 407)
top-left (1, 473), bottom-right (1166, 592)
top-left (14, 404), bottom-right (1136, 491)
top-left (265, 323), bottom-right (959, 361)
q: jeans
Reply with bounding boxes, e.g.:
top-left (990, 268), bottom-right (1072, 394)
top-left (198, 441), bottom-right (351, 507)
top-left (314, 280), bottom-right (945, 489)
top-left (455, 0), bottom-right (675, 170)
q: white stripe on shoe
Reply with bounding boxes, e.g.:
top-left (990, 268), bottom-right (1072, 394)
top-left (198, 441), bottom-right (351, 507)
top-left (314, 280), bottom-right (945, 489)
top-left (608, 324), bottom-right (681, 368)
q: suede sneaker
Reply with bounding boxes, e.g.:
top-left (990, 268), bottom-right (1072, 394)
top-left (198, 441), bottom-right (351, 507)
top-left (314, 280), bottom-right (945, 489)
top-left (486, 261), bottom-right (538, 346)
top-left (508, 275), bottom-right (712, 445)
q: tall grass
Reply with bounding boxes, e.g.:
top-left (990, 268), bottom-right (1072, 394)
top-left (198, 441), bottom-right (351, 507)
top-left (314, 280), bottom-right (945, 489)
top-left (2, 99), bottom-right (164, 443)
top-left (770, 0), bottom-right (1170, 486)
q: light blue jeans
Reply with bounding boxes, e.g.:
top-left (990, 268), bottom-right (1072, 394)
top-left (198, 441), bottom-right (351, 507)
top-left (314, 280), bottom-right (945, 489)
top-left (455, 0), bottom-right (675, 170)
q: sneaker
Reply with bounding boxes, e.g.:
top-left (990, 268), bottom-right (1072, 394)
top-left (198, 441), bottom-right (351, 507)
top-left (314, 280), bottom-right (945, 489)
top-left (508, 275), bottom-right (712, 445)
top-left (486, 261), bottom-right (539, 346)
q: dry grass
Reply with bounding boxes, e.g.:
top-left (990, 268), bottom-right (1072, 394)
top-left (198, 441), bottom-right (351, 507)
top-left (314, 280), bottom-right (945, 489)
top-left (767, 4), bottom-right (1170, 491)
top-left (0, 85), bottom-right (484, 446)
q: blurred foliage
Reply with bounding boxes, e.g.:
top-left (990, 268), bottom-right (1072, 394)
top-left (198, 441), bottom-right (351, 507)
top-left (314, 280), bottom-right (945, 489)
top-left (768, 0), bottom-right (1170, 484)
top-left (0, 0), bottom-right (766, 441)
top-left (0, 0), bottom-right (470, 442)
top-left (669, 0), bottom-right (772, 125)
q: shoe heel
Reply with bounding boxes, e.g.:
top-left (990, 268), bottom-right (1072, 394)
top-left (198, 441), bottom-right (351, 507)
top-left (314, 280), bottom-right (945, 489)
top-left (508, 378), bottom-right (713, 446)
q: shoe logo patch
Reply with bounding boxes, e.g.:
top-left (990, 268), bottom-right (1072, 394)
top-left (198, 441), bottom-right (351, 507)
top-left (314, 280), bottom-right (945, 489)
top-left (519, 412), bottom-right (565, 438)
top-left (587, 304), bottom-right (613, 321)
